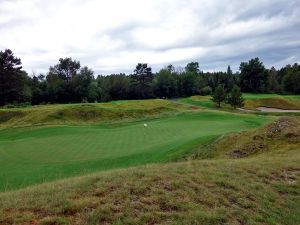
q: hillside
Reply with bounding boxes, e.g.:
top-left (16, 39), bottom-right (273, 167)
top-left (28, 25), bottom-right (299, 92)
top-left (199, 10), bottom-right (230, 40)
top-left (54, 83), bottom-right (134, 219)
top-left (177, 94), bottom-right (300, 112)
top-left (243, 94), bottom-right (300, 110)
top-left (0, 99), bottom-right (194, 129)
top-left (0, 118), bottom-right (299, 225)
top-left (189, 116), bottom-right (300, 160)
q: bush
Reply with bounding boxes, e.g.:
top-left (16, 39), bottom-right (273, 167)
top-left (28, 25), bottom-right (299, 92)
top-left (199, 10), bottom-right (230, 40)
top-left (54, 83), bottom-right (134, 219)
top-left (2, 102), bottom-right (31, 108)
top-left (200, 86), bottom-right (212, 95)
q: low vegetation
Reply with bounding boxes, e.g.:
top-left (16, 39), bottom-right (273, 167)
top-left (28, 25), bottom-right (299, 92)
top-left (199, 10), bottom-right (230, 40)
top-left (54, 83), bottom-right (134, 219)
top-left (0, 94), bottom-right (299, 224)
top-left (177, 96), bottom-right (215, 109)
top-left (0, 118), bottom-right (299, 225)
top-left (190, 117), bottom-right (300, 159)
top-left (0, 108), bottom-right (269, 191)
top-left (178, 94), bottom-right (300, 111)
top-left (0, 99), bottom-right (193, 129)
top-left (243, 97), bottom-right (300, 110)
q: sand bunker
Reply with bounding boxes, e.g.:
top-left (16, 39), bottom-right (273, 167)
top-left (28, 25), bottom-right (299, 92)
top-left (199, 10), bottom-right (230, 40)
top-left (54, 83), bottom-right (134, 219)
top-left (257, 107), bottom-right (300, 112)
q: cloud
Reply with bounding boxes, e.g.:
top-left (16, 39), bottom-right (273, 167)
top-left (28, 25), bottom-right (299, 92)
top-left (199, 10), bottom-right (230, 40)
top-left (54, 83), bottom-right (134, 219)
top-left (0, 0), bottom-right (299, 74)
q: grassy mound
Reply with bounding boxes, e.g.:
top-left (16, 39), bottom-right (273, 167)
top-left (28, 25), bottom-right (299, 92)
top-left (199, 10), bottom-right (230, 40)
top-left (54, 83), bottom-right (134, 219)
top-left (177, 96), bottom-right (215, 109)
top-left (0, 100), bottom-right (193, 129)
top-left (177, 94), bottom-right (300, 111)
top-left (0, 143), bottom-right (299, 224)
top-left (242, 93), bottom-right (300, 110)
top-left (244, 98), bottom-right (300, 110)
top-left (190, 117), bottom-right (300, 160)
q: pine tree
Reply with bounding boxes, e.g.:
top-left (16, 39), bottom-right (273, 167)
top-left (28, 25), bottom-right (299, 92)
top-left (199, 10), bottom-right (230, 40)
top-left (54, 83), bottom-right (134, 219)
top-left (211, 84), bottom-right (226, 107)
top-left (0, 49), bottom-right (24, 105)
top-left (227, 85), bottom-right (244, 109)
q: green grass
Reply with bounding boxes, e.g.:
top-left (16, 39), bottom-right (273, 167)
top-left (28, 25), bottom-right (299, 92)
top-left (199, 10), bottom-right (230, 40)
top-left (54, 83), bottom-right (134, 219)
top-left (0, 111), bottom-right (270, 192)
top-left (0, 97), bottom-right (299, 224)
top-left (177, 94), bottom-right (300, 111)
top-left (242, 93), bottom-right (300, 100)
top-left (0, 144), bottom-right (299, 225)
top-left (0, 99), bottom-right (193, 129)
top-left (189, 117), bottom-right (300, 160)
top-left (242, 93), bottom-right (300, 110)
top-left (177, 96), bottom-right (216, 109)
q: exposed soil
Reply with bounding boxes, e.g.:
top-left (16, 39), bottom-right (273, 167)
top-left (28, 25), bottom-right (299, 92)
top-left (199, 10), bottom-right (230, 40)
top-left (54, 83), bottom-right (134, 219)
top-left (228, 117), bottom-right (300, 158)
top-left (257, 107), bottom-right (300, 112)
top-left (237, 108), bottom-right (256, 113)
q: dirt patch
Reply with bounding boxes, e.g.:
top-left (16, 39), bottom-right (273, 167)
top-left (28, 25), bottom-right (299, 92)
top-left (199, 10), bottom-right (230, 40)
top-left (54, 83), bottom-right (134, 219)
top-left (230, 142), bottom-right (267, 158)
top-left (264, 117), bottom-right (300, 140)
top-left (237, 108), bottom-right (256, 113)
top-left (270, 169), bottom-right (300, 185)
top-left (0, 111), bottom-right (25, 123)
top-left (227, 117), bottom-right (300, 158)
top-left (257, 107), bottom-right (300, 112)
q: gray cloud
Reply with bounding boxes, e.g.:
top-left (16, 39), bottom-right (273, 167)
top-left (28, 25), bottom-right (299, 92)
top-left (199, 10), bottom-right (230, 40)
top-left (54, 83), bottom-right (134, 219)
top-left (0, 0), bottom-right (299, 75)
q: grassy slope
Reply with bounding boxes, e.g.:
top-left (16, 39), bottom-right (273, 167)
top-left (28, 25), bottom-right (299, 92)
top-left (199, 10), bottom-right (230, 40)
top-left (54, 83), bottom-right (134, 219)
top-left (189, 117), bottom-right (300, 159)
top-left (0, 120), bottom-right (299, 225)
top-left (0, 111), bottom-right (270, 191)
top-left (0, 99), bottom-right (194, 129)
top-left (178, 94), bottom-right (300, 111)
top-left (243, 94), bottom-right (300, 110)
top-left (242, 93), bottom-right (300, 100)
top-left (177, 96), bottom-right (215, 109)
top-left (0, 97), bottom-right (299, 224)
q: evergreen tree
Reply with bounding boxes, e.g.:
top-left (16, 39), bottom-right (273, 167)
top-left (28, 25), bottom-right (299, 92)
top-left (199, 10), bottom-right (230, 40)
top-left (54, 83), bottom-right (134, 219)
top-left (153, 69), bottom-right (177, 98)
top-left (267, 66), bottom-right (280, 93)
top-left (132, 63), bottom-right (153, 99)
top-left (282, 63), bottom-right (300, 94)
top-left (0, 49), bottom-right (25, 105)
top-left (227, 85), bottom-right (244, 109)
top-left (225, 65), bottom-right (235, 90)
top-left (211, 84), bottom-right (226, 107)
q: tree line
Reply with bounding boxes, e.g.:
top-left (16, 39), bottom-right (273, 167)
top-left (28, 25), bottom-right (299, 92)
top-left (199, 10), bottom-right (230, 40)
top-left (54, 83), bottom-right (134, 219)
top-left (0, 49), bottom-right (299, 106)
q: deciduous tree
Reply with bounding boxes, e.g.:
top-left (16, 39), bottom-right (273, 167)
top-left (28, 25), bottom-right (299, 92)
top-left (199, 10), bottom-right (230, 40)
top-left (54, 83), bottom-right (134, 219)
top-left (240, 58), bottom-right (267, 93)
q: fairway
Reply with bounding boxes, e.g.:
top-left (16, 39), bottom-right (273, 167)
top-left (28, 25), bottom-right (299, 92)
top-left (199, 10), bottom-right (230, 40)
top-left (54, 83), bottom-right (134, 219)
top-left (0, 111), bottom-right (269, 191)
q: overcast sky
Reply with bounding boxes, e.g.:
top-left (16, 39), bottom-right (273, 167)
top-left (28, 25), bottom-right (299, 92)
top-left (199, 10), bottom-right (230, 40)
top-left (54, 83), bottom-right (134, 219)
top-left (0, 0), bottom-right (299, 75)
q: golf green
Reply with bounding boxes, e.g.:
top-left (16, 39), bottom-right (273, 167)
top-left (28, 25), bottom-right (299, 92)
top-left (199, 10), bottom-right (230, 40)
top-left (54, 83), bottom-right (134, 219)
top-left (0, 111), bottom-right (270, 191)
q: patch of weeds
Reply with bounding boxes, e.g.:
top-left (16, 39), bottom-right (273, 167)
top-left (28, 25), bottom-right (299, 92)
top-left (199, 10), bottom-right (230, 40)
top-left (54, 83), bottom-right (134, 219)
top-left (48, 111), bottom-right (65, 120)
top-left (40, 216), bottom-right (69, 225)
top-left (184, 209), bottom-right (227, 225)
top-left (0, 111), bottom-right (25, 123)
top-left (87, 206), bottom-right (113, 225)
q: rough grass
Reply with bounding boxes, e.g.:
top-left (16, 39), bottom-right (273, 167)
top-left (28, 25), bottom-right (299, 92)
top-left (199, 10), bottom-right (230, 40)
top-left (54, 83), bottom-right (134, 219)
top-left (0, 96), bottom-right (299, 224)
top-left (241, 93), bottom-right (300, 110)
top-left (178, 94), bottom-right (300, 111)
top-left (190, 117), bottom-right (300, 160)
top-left (244, 98), bottom-right (300, 110)
top-left (0, 111), bottom-right (270, 192)
top-left (242, 93), bottom-right (300, 100)
top-left (177, 96), bottom-right (216, 109)
top-left (0, 145), bottom-right (299, 225)
top-left (0, 99), bottom-right (193, 129)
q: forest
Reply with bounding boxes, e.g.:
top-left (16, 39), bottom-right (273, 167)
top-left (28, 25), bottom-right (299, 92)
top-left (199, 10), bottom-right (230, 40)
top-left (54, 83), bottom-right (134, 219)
top-left (1, 48), bottom-right (300, 106)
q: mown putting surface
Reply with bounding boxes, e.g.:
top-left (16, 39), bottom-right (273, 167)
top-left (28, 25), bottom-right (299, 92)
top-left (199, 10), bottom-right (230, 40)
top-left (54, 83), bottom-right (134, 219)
top-left (0, 112), bottom-right (270, 191)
